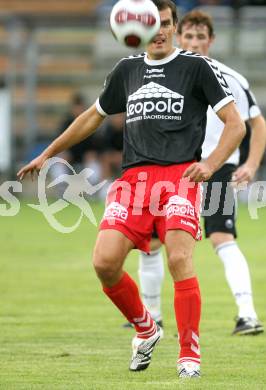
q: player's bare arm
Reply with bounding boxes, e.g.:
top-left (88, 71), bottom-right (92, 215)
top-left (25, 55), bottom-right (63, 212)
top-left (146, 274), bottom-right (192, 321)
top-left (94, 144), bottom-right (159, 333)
top-left (17, 104), bottom-right (105, 180)
top-left (183, 102), bottom-right (245, 182)
top-left (233, 114), bottom-right (266, 184)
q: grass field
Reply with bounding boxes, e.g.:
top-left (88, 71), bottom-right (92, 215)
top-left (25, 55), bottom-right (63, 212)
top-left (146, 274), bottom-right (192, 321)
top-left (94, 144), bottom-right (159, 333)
top-left (1, 201), bottom-right (266, 389)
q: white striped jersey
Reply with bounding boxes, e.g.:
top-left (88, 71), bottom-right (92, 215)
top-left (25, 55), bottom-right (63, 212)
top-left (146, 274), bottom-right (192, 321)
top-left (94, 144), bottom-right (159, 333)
top-left (202, 59), bottom-right (261, 165)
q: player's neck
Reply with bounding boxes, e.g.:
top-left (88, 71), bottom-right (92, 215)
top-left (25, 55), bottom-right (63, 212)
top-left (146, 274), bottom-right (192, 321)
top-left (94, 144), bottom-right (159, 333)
top-left (147, 47), bottom-right (176, 61)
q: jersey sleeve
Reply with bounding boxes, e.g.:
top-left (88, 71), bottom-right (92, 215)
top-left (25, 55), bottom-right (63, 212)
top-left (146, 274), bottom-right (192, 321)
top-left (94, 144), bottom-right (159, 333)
top-left (245, 89), bottom-right (261, 119)
top-left (198, 57), bottom-right (235, 113)
top-left (225, 76), bottom-right (249, 121)
top-left (225, 76), bottom-right (261, 121)
top-left (96, 60), bottom-right (127, 116)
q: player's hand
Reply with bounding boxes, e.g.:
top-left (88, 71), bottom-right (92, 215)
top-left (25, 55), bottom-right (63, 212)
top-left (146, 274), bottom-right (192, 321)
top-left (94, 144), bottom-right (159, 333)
top-left (182, 161), bottom-right (213, 182)
top-left (17, 154), bottom-right (48, 181)
top-left (232, 163), bottom-right (256, 185)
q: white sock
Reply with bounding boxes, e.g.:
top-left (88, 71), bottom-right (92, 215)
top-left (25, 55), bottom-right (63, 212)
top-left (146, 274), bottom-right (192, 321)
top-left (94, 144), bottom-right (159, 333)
top-left (138, 249), bottom-right (164, 322)
top-left (216, 241), bottom-right (257, 319)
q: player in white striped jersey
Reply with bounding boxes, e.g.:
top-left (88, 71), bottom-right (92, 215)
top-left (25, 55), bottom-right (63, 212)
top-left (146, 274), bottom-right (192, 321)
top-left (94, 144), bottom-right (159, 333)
top-left (135, 10), bottom-right (266, 336)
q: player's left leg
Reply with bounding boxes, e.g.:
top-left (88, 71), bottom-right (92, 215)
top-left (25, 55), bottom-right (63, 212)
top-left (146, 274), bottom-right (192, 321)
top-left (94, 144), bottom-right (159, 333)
top-left (153, 164), bottom-right (202, 378)
top-left (165, 230), bottom-right (201, 379)
top-left (210, 232), bottom-right (264, 335)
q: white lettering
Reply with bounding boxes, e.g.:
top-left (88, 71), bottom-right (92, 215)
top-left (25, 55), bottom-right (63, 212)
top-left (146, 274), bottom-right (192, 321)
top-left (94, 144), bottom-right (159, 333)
top-left (180, 219), bottom-right (196, 230)
top-left (172, 100), bottom-right (184, 114)
top-left (134, 102), bottom-right (143, 114)
top-left (156, 101), bottom-right (167, 113)
top-left (103, 201), bottom-right (128, 223)
top-left (143, 101), bottom-right (155, 115)
top-left (127, 97), bottom-right (184, 118)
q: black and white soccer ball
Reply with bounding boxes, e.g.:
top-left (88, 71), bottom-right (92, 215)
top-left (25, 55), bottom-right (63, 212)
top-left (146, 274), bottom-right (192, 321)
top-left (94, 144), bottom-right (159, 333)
top-left (110, 0), bottom-right (161, 48)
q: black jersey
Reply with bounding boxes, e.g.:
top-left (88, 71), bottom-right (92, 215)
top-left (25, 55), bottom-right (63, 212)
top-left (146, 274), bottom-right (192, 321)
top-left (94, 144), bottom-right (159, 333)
top-left (96, 48), bottom-right (234, 169)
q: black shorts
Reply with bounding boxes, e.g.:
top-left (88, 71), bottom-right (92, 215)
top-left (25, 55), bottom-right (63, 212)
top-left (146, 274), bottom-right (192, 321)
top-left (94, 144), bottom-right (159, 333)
top-left (203, 164), bottom-right (237, 238)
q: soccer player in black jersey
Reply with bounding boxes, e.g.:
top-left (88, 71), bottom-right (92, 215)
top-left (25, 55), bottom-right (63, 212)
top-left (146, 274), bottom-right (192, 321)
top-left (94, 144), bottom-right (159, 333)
top-left (17, 0), bottom-right (245, 378)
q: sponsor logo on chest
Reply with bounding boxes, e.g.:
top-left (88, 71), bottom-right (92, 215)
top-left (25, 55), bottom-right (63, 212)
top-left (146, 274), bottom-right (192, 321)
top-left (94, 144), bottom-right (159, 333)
top-left (126, 82), bottom-right (184, 123)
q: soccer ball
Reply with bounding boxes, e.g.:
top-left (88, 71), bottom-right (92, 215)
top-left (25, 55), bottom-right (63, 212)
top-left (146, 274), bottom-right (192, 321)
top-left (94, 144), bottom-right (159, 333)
top-left (110, 0), bottom-right (161, 48)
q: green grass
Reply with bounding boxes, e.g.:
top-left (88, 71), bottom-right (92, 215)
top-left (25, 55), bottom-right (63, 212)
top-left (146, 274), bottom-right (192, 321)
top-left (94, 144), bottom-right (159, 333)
top-left (0, 201), bottom-right (266, 389)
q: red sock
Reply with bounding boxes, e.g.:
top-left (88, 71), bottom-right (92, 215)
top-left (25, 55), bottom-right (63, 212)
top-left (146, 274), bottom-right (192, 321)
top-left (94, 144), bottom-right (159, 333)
top-left (103, 272), bottom-right (156, 339)
top-left (174, 277), bottom-right (201, 364)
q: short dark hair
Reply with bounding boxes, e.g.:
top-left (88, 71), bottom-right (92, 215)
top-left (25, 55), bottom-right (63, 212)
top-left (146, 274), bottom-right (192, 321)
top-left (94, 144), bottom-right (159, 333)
top-left (178, 10), bottom-right (214, 37)
top-left (152, 0), bottom-right (178, 24)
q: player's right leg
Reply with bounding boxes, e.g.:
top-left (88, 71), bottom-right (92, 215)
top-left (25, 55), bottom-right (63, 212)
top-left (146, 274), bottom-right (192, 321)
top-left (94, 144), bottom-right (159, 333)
top-left (123, 236), bottom-right (165, 329)
top-left (93, 229), bottom-right (162, 371)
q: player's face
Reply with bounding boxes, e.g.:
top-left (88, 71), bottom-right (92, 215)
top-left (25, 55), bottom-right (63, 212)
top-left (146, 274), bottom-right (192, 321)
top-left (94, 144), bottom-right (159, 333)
top-left (177, 23), bottom-right (214, 56)
top-left (146, 8), bottom-right (177, 60)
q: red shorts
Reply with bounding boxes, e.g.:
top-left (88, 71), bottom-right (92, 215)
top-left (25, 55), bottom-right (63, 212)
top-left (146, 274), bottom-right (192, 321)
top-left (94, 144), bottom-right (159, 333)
top-left (100, 163), bottom-right (202, 253)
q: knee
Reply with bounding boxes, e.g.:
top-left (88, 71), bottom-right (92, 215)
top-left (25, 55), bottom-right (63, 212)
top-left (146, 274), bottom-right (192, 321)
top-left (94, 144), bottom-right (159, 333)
top-left (209, 232), bottom-right (234, 248)
top-left (92, 250), bottom-right (120, 283)
top-left (93, 257), bottom-right (117, 281)
top-left (167, 249), bottom-right (191, 274)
